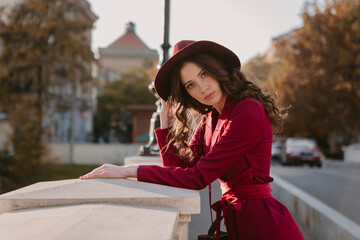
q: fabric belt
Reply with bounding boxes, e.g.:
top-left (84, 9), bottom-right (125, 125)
top-left (211, 183), bottom-right (273, 239)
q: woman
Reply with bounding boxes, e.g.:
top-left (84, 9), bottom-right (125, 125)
top-left (80, 40), bottom-right (305, 240)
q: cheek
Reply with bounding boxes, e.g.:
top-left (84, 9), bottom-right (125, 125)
top-left (186, 89), bottom-right (201, 102)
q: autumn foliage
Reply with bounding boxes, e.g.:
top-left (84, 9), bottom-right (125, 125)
top-left (245, 0), bottom-right (360, 155)
top-left (0, 0), bottom-right (95, 191)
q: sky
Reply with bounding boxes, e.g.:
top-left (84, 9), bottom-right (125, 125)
top-left (87, 0), bottom-right (308, 64)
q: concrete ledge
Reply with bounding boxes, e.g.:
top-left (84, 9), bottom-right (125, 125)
top-left (271, 173), bottom-right (360, 240)
top-left (123, 155), bottom-right (196, 240)
top-left (0, 178), bottom-right (200, 215)
top-left (0, 177), bottom-right (201, 240)
top-left (0, 204), bottom-right (179, 240)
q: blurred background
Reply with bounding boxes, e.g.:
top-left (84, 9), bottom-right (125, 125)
top-left (0, 0), bottom-right (359, 207)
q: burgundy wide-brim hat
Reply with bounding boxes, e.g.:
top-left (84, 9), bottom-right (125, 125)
top-left (154, 40), bottom-right (241, 100)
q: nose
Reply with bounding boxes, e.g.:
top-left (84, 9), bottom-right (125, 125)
top-left (199, 80), bottom-right (208, 93)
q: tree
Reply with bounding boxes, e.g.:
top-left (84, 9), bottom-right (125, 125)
top-left (268, 0), bottom-right (360, 154)
top-left (93, 67), bottom-right (157, 143)
top-left (0, 0), bottom-right (95, 190)
top-left (243, 55), bottom-right (272, 83)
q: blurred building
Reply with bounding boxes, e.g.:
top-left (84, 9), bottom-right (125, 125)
top-left (98, 22), bottom-right (158, 83)
top-left (96, 22), bottom-right (159, 143)
top-left (44, 0), bottom-right (98, 143)
top-left (0, 0), bottom-right (98, 145)
top-left (264, 29), bottom-right (298, 62)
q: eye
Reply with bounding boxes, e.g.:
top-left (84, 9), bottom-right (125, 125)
top-left (186, 82), bottom-right (195, 89)
top-left (201, 71), bottom-right (207, 78)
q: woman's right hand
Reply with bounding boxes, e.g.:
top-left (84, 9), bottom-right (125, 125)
top-left (79, 163), bottom-right (137, 180)
top-left (160, 99), bottom-right (173, 129)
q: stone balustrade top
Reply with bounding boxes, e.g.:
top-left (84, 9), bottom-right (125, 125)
top-left (0, 155), bottom-right (201, 240)
top-left (0, 204), bottom-right (179, 240)
top-left (0, 178), bottom-right (200, 215)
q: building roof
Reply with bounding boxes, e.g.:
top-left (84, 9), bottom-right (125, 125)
top-left (100, 22), bottom-right (158, 59)
top-left (108, 22), bottom-right (148, 48)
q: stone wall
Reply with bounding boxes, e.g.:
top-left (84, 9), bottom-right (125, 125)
top-left (45, 143), bottom-right (142, 165)
top-left (0, 176), bottom-right (200, 240)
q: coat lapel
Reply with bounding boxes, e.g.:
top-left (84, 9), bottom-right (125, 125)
top-left (210, 97), bottom-right (237, 148)
top-left (203, 111), bottom-right (213, 155)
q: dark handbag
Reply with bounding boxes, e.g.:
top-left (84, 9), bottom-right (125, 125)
top-left (198, 232), bottom-right (227, 240)
top-left (198, 184), bottom-right (228, 240)
top-left (197, 219), bottom-right (228, 240)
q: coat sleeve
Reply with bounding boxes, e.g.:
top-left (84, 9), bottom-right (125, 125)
top-left (155, 116), bottom-right (206, 168)
top-left (154, 127), bottom-right (180, 167)
top-left (138, 100), bottom-right (266, 190)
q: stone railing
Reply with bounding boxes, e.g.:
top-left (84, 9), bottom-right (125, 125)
top-left (344, 143), bottom-right (360, 163)
top-left (45, 143), bottom-right (143, 165)
top-left (0, 155), bottom-right (200, 240)
top-left (271, 173), bottom-right (360, 240)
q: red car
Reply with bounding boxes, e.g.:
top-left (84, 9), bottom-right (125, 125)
top-left (281, 138), bottom-right (322, 167)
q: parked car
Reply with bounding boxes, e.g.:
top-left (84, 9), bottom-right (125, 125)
top-left (271, 141), bottom-right (283, 161)
top-left (281, 138), bottom-right (322, 167)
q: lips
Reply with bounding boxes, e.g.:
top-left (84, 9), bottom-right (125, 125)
top-left (205, 92), bottom-right (214, 100)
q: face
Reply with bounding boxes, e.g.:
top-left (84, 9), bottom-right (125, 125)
top-left (180, 62), bottom-right (227, 113)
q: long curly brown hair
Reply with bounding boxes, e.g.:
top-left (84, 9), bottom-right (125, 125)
top-left (165, 53), bottom-right (286, 162)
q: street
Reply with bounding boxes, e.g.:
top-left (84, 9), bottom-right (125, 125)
top-left (271, 160), bottom-right (360, 225)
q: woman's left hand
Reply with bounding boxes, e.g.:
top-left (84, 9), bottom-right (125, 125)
top-left (79, 163), bottom-right (138, 180)
top-left (160, 99), bottom-right (173, 129)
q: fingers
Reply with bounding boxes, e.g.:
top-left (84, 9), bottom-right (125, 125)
top-left (79, 171), bottom-right (99, 180)
top-left (161, 99), bottom-right (167, 107)
top-left (79, 164), bottom-right (126, 180)
top-left (79, 164), bottom-right (107, 180)
top-left (161, 99), bottom-right (171, 110)
top-left (80, 170), bottom-right (102, 180)
top-left (160, 100), bottom-right (173, 129)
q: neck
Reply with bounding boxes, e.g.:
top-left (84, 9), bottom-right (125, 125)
top-left (213, 95), bottom-right (228, 114)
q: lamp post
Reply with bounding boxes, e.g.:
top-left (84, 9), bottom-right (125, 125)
top-left (139, 0), bottom-right (171, 155)
top-left (161, 0), bottom-right (171, 65)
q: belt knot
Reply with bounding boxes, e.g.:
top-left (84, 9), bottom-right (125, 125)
top-left (210, 196), bottom-right (243, 240)
top-left (209, 183), bottom-right (272, 240)
top-left (212, 196), bottom-right (243, 212)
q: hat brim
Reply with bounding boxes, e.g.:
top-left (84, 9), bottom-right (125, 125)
top-left (154, 40), bottom-right (241, 100)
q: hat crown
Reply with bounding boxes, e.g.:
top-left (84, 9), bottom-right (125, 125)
top-left (155, 40), bottom-right (241, 100)
top-left (172, 40), bottom-right (195, 56)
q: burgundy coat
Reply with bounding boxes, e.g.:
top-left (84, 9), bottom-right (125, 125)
top-left (138, 97), bottom-right (304, 240)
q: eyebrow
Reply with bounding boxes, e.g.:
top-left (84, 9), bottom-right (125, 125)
top-left (182, 68), bottom-right (203, 86)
